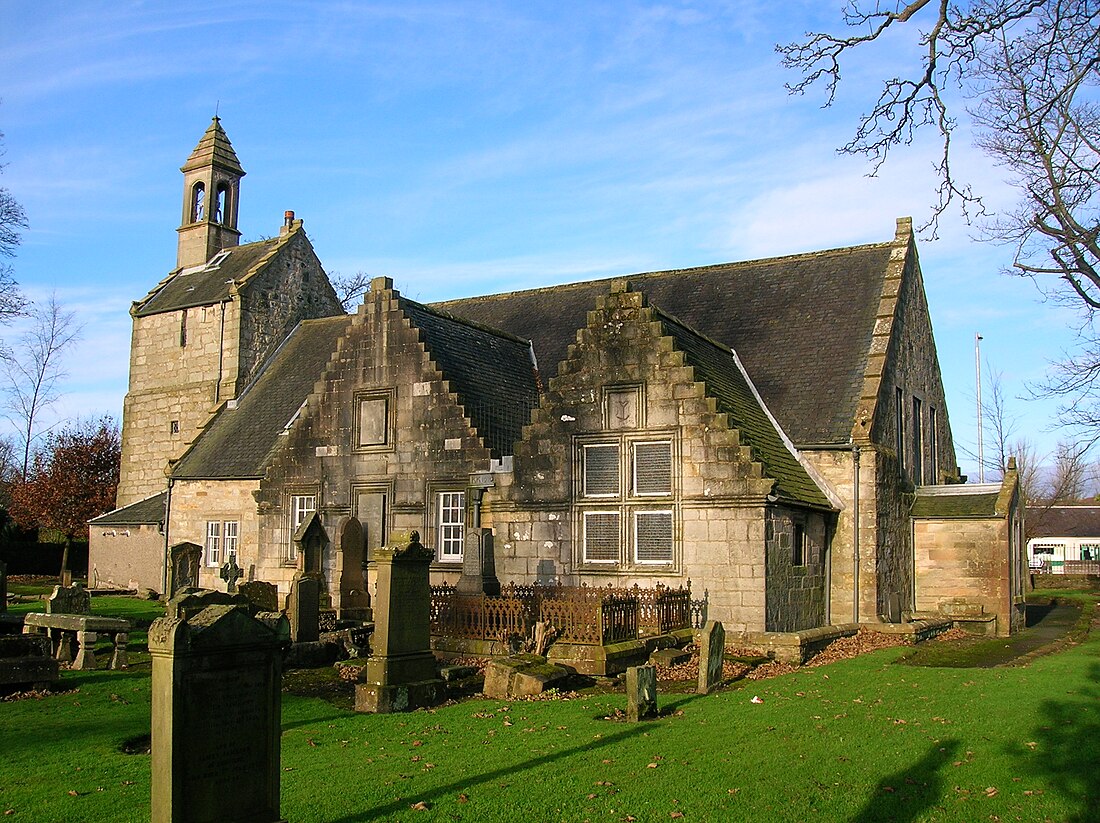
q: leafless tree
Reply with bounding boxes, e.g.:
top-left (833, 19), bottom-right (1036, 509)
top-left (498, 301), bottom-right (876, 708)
top-left (777, 2), bottom-right (1099, 234)
top-left (0, 128), bottom-right (28, 325)
top-left (2, 295), bottom-right (81, 479)
top-left (1008, 434), bottom-right (1042, 502)
top-left (1048, 437), bottom-right (1089, 501)
top-left (330, 271), bottom-right (373, 312)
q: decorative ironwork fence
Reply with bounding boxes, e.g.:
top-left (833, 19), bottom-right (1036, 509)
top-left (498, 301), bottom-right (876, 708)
top-left (429, 580), bottom-right (696, 645)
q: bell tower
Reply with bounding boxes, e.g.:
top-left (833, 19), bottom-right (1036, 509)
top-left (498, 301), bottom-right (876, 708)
top-left (176, 116), bottom-right (245, 269)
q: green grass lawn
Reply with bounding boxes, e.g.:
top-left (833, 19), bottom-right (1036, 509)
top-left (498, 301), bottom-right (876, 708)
top-left (2, 598), bottom-right (1098, 822)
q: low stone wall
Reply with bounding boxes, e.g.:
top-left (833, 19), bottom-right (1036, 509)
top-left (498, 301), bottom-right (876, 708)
top-left (1030, 574), bottom-right (1100, 591)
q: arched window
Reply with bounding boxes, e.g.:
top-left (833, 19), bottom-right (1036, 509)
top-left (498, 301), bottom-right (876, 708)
top-left (191, 183), bottom-right (206, 222)
top-left (214, 183), bottom-right (228, 225)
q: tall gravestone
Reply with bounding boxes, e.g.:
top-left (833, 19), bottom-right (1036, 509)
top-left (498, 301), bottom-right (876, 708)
top-left (47, 583), bottom-right (90, 615)
top-left (239, 581), bottom-right (279, 612)
top-left (0, 558), bottom-right (7, 614)
top-left (149, 604), bottom-right (287, 823)
top-left (455, 527), bottom-right (500, 596)
top-left (336, 516), bottom-right (372, 621)
top-left (696, 619), bottom-right (725, 695)
top-left (355, 530), bottom-right (444, 713)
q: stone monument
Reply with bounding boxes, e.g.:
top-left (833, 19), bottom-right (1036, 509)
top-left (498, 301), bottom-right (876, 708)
top-left (0, 558), bottom-right (7, 614)
top-left (46, 582), bottom-right (90, 615)
top-left (355, 530), bottom-right (444, 713)
top-left (455, 527), bottom-right (500, 597)
top-left (219, 557), bottom-right (243, 593)
top-left (149, 604), bottom-right (288, 823)
top-left (239, 580), bottom-right (279, 612)
top-left (335, 516), bottom-right (372, 621)
top-left (697, 619), bottom-right (725, 695)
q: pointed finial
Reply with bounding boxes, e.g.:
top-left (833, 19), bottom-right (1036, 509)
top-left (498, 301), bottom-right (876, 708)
top-left (214, 100), bottom-right (220, 119)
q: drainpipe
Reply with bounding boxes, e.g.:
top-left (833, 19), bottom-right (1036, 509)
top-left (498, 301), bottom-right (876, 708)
top-left (162, 478), bottom-right (174, 597)
top-left (852, 445), bottom-right (861, 624)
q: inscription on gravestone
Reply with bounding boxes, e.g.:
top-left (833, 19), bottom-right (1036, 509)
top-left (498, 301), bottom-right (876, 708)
top-left (149, 604), bottom-right (287, 823)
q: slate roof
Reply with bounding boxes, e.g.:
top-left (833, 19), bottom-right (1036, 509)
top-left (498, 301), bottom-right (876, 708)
top-left (171, 316), bottom-right (352, 479)
top-left (133, 238), bottom-right (280, 317)
top-left (401, 300), bottom-right (540, 459)
top-left (1026, 505), bottom-right (1100, 538)
top-left (911, 485), bottom-right (1002, 518)
top-left (90, 492), bottom-right (167, 526)
top-left (654, 307), bottom-right (833, 509)
top-left (432, 242), bottom-right (894, 446)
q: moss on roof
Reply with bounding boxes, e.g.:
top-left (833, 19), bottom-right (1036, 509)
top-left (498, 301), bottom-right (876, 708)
top-left (171, 316), bottom-right (352, 478)
top-left (654, 307), bottom-right (833, 509)
top-left (912, 490), bottom-right (1001, 518)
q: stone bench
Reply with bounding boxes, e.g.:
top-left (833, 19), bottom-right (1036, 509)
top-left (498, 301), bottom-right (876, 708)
top-left (23, 613), bottom-right (131, 671)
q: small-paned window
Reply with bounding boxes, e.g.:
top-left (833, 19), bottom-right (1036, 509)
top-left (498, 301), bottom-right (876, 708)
top-left (206, 521), bottom-right (221, 567)
top-left (224, 521), bottom-right (239, 563)
top-left (287, 494), bottom-right (317, 562)
top-left (634, 510), bottom-right (673, 563)
top-left (583, 511), bottom-right (620, 562)
top-left (438, 491), bottom-right (465, 561)
top-left (633, 441), bottom-right (672, 496)
top-left (912, 396), bottom-right (924, 484)
top-left (357, 395), bottom-right (390, 448)
top-left (791, 523), bottom-right (806, 567)
top-left (583, 444), bottom-right (620, 497)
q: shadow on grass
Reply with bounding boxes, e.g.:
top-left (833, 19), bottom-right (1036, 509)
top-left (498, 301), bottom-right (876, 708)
top-left (329, 699), bottom-right (697, 823)
top-left (1022, 660), bottom-right (1100, 823)
top-left (850, 739), bottom-right (960, 823)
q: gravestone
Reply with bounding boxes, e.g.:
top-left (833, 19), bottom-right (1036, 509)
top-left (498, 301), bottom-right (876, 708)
top-left (239, 581), bottom-right (279, 612)
top-left (336, 516), bottom-right (372, 621)
top-left (47, 583), bottom-right (90, 615)
top-left (455, 527), bottom-right (500, 597)
top-left (696, 619), bottom-right (725, 695)
top-left (293, 512), bottom-right (327, 576)
top-left (286, 575), bottom-right (320, 644)
top-left (167, 543), bottom-right (203, 598)
top-left (355, 530), bottom-right (444, 713)
top-left (219, 557), bottom-right (243, 594)
top-left (149, 604), bottom-right (287, 823)
top-left (165, 588), bottom-right (251, 622)
top-left (626, 664), bottom-right (658, 721)
top-left (0, 558), bottom-right (7, 613)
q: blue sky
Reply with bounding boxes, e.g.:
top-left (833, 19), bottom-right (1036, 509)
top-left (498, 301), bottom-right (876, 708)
top-left (0, 1), bottom-right (1080, 480)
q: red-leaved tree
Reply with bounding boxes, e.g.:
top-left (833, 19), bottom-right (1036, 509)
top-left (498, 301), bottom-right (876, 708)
top-left (9, 416), bottom-right (120, 578)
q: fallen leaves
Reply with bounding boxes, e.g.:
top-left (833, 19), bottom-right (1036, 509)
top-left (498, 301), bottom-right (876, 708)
top-left (410, 800), bottom-right (430, 811)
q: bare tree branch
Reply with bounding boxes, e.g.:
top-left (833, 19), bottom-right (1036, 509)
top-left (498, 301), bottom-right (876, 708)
top-left (329, 270), bottom-right (373, 312)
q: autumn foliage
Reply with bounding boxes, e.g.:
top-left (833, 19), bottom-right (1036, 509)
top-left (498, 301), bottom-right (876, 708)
top-left (9, 417), bottom-right (120, 562)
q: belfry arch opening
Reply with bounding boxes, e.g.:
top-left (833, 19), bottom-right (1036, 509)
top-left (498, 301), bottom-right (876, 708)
top-left (191, 183), bottom-right (206, 222)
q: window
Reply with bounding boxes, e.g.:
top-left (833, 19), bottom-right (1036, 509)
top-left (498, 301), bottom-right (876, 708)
top-left (179, 309), bottom-right (188, 348)
top-left (438, 491), bottom-right (465, 561)
top-left (791, 523), bottom-right (806, 566)
top-left (206, 521), bottom-right (221, 567)
top-left (205, 521), bottom-right (239, 567)
top-left (634, 510), bottom-right (673, 564)
top-left (583, 444), bottom-right (620, 497)
top-left (912, 396), bottom-right (923, 484)
top-left (929, 406), bottom-right (939, 484)
top-left (577, 436), bottom-right (676, 566)
top-left (895, 387), bottom-right (905, 472)
top-left (224, 521), bottom-right (239, 563)
top-left (287, 494), bottom-right (317, 561)
top-left (170, 420), bottom-right (180, 435)
top-left (633, 441), bottom-right (672, 496)
top-left (584, 512), bottom-right (620, 563)
top-left (191, 182), bottom-right (205, 222)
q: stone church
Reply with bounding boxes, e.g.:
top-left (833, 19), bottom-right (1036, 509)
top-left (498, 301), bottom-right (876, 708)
top-left (90, 118), bottom-right (1027, 636)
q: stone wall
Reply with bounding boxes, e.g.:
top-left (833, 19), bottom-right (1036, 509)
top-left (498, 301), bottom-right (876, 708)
top-left (764, 506), bottom-right (827, 632)
top-left (234, 226), bottom-right (342, 394)
top-left (165, 479), bottom-right (263, 590)
top-left (255, 280), bottom-right (498, 597)
top-left (88, 524), bottom-right (165, 593)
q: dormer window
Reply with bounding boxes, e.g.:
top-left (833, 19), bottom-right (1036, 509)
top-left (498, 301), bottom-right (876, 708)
top-left (191, 183), bottom-right (205, 222)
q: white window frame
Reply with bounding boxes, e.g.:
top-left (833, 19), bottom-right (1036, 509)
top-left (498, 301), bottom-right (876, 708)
top-left (287, 494), bottom-right (317, 562)
top-left (224, 520), bottom-right (239, 563)
top-left (582, 443), bottom-right (620, 498)
top-left (632, 440), bottom-right (672, 497)
top-left (633, 509), bottom-right (673, 565)
top-left (205, 521), bottom-right (221, 567)
top-left (438, 491), bottom-right (465, 561)
top-left (583, 510), bottom-right (621, 564)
